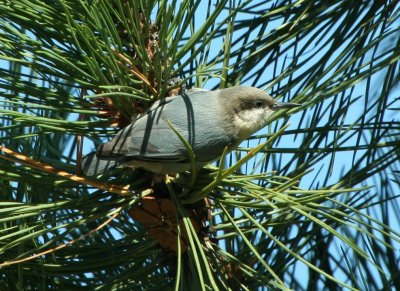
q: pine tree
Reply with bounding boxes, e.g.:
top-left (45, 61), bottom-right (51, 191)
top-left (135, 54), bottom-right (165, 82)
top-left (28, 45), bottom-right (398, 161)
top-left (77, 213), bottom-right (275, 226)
top-left (1, 1), bottom-right (399, 289)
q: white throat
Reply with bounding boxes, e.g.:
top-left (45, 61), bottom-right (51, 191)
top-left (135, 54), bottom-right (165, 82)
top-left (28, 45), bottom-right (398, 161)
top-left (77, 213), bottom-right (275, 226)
top-left (234, 108), bottom-right (274, 140)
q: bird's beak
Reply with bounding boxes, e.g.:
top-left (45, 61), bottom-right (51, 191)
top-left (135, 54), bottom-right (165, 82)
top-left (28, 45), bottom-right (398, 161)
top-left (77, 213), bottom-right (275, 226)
top-left (272, 102), bottom-right (301, 111)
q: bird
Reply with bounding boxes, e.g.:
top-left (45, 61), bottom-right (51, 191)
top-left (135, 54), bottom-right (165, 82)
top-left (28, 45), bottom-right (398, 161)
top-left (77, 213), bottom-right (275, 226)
top-left (81, 86), bottom-right (300, 176)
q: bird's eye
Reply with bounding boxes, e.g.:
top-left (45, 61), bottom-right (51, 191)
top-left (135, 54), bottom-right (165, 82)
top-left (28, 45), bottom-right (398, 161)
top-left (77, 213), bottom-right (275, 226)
top-left (255, 100), bottom-right (264, 108)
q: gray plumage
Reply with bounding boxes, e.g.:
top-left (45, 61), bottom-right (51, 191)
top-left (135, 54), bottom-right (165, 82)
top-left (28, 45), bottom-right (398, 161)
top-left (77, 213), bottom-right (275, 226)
top-left (82, 86), bottom-right (299, 175)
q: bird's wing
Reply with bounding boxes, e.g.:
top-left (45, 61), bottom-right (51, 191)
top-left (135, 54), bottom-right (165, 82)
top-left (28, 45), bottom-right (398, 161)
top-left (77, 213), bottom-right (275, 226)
top-left (97, 113), bottom-right (191, 162)
top-left (81, 152), bottom-right (126, 176)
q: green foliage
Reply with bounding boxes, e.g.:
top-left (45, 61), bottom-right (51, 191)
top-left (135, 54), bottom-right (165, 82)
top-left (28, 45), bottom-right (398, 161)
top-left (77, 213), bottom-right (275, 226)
top-left (0, 0), bottom-right (399, 290)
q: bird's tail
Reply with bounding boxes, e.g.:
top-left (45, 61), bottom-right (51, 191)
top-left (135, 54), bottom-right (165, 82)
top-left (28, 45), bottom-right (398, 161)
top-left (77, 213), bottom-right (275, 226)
top-left (81, 152), bottom-right (125, 176)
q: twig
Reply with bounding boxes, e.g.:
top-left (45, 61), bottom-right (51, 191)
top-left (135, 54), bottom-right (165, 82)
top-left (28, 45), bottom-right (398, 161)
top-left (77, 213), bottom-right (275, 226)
top-left (0, 211), bottom-right (120, 268)
top-left (112, 50), bottom-right (158, 96)
top-left (0, 145), bottom-right (131, 196)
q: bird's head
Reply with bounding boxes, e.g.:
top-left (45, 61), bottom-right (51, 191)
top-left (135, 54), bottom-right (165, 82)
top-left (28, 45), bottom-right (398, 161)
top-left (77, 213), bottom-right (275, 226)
top-left (220, 86), bottom-right (300, 140)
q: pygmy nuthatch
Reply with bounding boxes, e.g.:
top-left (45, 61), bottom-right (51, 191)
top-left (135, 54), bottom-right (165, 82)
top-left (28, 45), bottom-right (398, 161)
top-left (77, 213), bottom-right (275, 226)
top-left (82, 86), bottom-right (300, 175)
